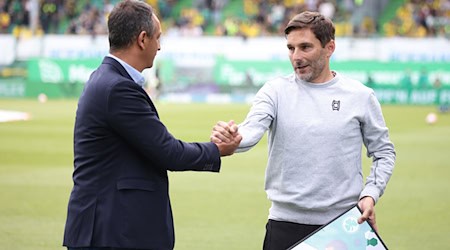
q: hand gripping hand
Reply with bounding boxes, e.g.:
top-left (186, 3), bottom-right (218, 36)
top-left (210, 120), bottom-right (242, 156)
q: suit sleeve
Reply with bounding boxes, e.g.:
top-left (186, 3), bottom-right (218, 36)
top-left (106, 81), bottom-right (220, 172)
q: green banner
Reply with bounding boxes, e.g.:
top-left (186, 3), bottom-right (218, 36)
top-left (0, 78), bottom-right (26, 97)
top-left (212, 58), bottom-right (450, 104)
top-left (213, 58), bottom-right (450, 88)
top-left (373, 88), bottom-right (450, 105)
top-left (27, 58), bottom-right (101, 98)
top-left (330, 61), bottom-right (450, 89)
top-left (213, 56), bottom-right (291, 86)
top-left (0, 62), bottom-right (27, 97)
top-left (21, 58), bottom-right (450, 104)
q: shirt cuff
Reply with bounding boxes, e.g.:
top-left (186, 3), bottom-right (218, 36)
top-left (359, 185), bottom-right (380, 204)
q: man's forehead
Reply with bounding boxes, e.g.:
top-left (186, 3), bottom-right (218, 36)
top-left (286, 29), bottom-right (317, 43)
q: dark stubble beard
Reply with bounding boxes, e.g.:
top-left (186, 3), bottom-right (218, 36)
top-left (294, 51), bottom-right (327, 83)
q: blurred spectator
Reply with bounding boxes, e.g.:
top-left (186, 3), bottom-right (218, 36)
top-left (268, 1), bottom-right (286, 32)
top-left (180, 19), bottom-right (203, 36)
top-left (214, 22), bottom-right (226, 35)
top-left (211, 0), bottom-right (228, 24)
top-left (103, 0), bottom-right (114, 14)
top-left (417, 67), bottom-right (430, 89)
top-left (158, 0), bottom-right (175, 19)
top-left (165, 19), bottom-right (182, 37)
top-left (10, 0), bottom-right (29, 29)
top-left (240, 18), bottom-right (262, 38)
top-left (168, 7), bottom-right (205, 36)
top-left (350, 0), bottom-right (388, 37)
top-left (40, 0), bottom-right (61, 33)
top-left (400, 69), bottom-right (413, 89)
top-left (318, 0), bottom-right (336, 20)
top-left (66, 0), bottom-right (109, 36)
top-left (102, 0), bottom-right (114, 25)
top-left (223, 16), bottom-right (240, 36)
top-left (78, 5), bottom-right (107, 36)
top-left (365, 72), bottom-right (376, 88)
top-left (0, 0), bottom-right (11, 33)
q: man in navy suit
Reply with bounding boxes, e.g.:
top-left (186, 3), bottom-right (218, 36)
top-left (62, 1), bottom-right (241, 249)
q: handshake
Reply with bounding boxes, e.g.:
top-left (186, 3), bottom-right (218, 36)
top-left (210, 120), bottom-right (242, 156)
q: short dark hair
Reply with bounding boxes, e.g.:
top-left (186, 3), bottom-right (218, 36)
top-left (108, 0), bottom-right (155, 51)
top-left (284, 11), bottom-right (335, 48)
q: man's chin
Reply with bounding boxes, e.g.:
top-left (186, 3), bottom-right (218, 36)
top-left (295, 72), bottom-right (312, 82)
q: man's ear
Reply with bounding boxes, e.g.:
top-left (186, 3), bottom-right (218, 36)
top-left (137, 31), bottom-right (147, 50)
top-left (326, 40), bottom-right (335, 58)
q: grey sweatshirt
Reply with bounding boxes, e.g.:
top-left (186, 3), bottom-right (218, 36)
top-left (237, 72), bottom-right (395, 225)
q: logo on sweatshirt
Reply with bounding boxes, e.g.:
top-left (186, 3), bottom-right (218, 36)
top-left (332, 100), bottom-right (340, 111)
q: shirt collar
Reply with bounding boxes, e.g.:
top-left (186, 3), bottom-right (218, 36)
top-left (107, 54), bottom-right (146, 87)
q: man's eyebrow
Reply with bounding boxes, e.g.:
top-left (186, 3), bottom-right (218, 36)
top-left (287, 42), bottom-right (313, 46)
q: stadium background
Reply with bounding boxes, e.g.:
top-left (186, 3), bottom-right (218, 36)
top-left (0, 0), bottom-right (450, 249)
top-left (1, 0), bottom-right (449, 104)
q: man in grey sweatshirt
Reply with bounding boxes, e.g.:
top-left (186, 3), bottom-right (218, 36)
top-left (211, 11), bottom-right (395, 250)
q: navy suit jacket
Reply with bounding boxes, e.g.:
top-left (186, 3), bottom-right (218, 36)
top-left (63, 57), bottom-right (221, 249)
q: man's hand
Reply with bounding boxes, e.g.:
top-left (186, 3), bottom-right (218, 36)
top-left (211, 120), bottom-right (241, 156)
top-left (358, 196), bottom-right (378, 232)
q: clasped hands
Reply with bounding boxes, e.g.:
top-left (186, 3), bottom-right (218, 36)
top-left (210, 120), bottom-right (242, 156)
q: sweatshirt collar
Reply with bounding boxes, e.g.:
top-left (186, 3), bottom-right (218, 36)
top-left (294, 71), bottom-right (339, 88)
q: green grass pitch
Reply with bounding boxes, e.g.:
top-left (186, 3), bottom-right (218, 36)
top-left (0, 99), bottom-right (449, 249)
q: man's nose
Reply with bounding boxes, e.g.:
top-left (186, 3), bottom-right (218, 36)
top-left (292, 48), bottom-right (303, 60)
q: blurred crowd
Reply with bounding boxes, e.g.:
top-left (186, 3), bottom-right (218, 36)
top-left (0, 0), bottom-right (115, 36)
top-left (0, 0), bottom-right (449, 38)
top-left (384, 0), bottom-right (450, 37)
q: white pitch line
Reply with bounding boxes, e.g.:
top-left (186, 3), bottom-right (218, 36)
top-left (0, 110), bottom-right (30, 123)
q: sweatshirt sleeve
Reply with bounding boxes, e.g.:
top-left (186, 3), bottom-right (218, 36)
top-left (360, 91), bottom-right (396, 203)
top-left (236, 83), bottom-right (276, 153)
